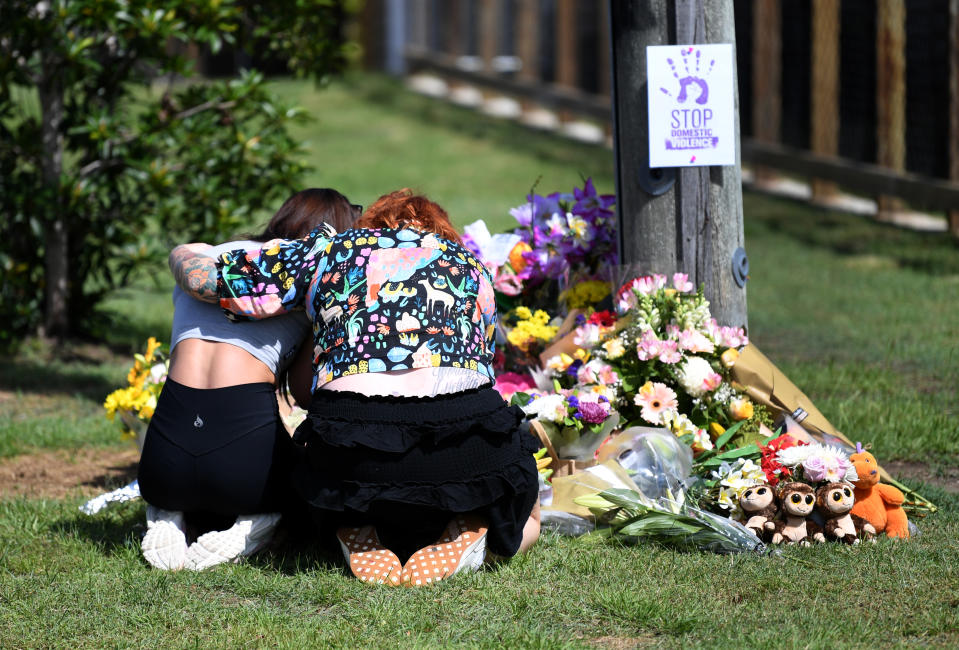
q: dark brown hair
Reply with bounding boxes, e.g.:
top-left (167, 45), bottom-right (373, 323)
top-left (353, 188), bottom-right (462, 244)
top-left (252, 188), bottom-right (360, 404)
top-left (252, 188), bottom-right (360, 241)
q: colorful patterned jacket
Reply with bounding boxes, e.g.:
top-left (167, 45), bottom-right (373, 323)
top-left (216, 226), bottom-right (497, 392)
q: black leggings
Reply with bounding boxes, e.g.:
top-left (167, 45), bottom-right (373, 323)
top-left (137, 378), bottom-right (292, 517)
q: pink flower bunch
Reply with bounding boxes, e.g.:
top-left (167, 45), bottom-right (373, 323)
top-left (675, 326), bottom-right (716, 354)
top-left (706, 319), bottom-right (749, 348)
top-left (576, 358), bottom-right (620, 386)
top-left (615, 273), bottom-right (694, 312)
top-left (636, 330), bottom-right (682, 364)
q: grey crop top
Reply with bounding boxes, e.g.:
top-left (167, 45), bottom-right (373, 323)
top-left (170, 240), bottom-right (310, 374)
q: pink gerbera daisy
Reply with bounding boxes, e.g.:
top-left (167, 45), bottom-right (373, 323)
top-left (634, 381), bottom-right (678, 425)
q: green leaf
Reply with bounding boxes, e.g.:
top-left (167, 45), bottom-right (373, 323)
top-left (712, 420), bottom-right (745, 449)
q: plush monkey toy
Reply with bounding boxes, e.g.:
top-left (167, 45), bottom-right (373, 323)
top-left (815, 482), bottom-right (877, 545)
top-left (738, 483), bottom-right (777, 540)
top-left (769, 482), bottom-right (825, 545)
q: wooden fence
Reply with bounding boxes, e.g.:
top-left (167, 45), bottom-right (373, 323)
top-left (359, 0), bottom-right (959, 236)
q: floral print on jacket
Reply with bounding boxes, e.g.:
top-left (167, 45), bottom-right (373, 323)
top-left (216, 227), bottom-right (497, 391)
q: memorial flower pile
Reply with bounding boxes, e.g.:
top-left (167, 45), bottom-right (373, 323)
top-left (531, 273), bottom-right (772, 460)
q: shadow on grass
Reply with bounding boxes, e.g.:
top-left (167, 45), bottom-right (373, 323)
top-left (744, 192), bottom-right (959, 276)
top-left (0, 356), bottom-right (121, 402)
top-left (52, 502), bottom-right (350, 574)
top-left (51, 507), bottom-right (145, 557)
top-left (251, 532), bottom-right (346, 577)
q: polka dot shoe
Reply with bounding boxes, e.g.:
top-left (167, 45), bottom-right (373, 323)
top-left (336, 525), bottom-right (402, 586)
top-left (400, 515), bottom-right (488, 587)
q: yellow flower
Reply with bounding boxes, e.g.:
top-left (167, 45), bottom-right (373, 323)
top-left (729, 397), bottom-right (754, 421)
top-left (546, 353), bottom-right (575, 372)
top-left (709, 422), bottom-right (726, 440)
top-left (721, 348), bottom-right (739, 368)
top-left (145, 337), bottom-right (162, 362)
top-left (106, 338), bottom-right (168, 438)
top-left (514, 306), bottom-right (532, 321)
top-left (603, 337), bottom-right (626, 360)
top-left (532, 310), bottom-right (551, 325)
top-left (565, 280), bottom-right (611, 310)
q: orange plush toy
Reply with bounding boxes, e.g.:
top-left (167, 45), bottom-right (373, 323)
top-left (849, 444), bottom-right (910, 539)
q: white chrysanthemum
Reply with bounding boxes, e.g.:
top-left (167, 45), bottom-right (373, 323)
top-left (775, 444), bottom-right (815, 467)
top-left (677, 356), bottom-right (718, 397)
top-left (521, 393), bottom-right (568, 423)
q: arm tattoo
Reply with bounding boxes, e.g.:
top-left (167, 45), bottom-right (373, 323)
top-left (169, 245), bottom-right (218, 303)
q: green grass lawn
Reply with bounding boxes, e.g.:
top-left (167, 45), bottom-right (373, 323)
top-left (1, 73), bottom-right (957, 648)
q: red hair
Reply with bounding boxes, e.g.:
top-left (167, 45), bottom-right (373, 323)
top-left (354, 189), bottom-right (462, 244)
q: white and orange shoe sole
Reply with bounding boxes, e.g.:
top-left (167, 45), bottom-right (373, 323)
top-left (400, 516), bottom-right (488, 587)
top-left (336, 525), bottom-right (403, 586)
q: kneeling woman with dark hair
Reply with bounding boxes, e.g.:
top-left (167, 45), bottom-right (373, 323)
top-left (138, 188), bottom-right (360, 571)
top-left (169, 189), bottom-right (541, 585)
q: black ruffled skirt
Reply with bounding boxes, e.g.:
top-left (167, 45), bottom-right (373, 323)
top-left (290, 384), bottom-right (540, 559)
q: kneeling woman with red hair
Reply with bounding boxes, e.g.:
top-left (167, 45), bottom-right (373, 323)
top-left (170, 189), bottom-right (541, 585)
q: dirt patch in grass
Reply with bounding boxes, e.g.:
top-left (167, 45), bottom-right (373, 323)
top-left (0, 447), bottom-right (139, 500)
top-left (883, 460), bottom-right (959, 495)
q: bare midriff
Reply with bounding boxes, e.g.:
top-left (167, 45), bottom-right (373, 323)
top-left (168, 338), bottom-right (275, 389)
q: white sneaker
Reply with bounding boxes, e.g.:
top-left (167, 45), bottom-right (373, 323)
top-left (184, 512), bottom-right (282, 571)
top-left (141, 505), bottom-right (188, 571)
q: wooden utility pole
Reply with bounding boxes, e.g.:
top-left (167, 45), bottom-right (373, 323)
top-left (610, 0), bottom-right (747, 330)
